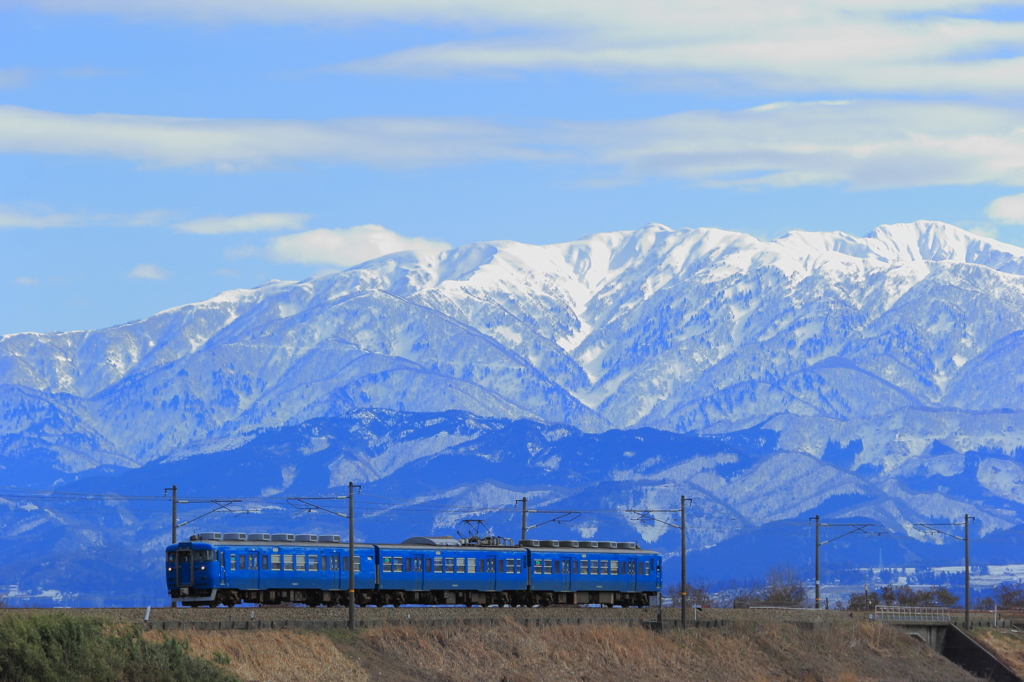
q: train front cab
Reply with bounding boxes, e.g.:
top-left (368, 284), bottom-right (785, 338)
top-left (166, 542), bottom-right (220, 605)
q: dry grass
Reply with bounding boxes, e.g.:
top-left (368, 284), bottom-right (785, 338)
top-left (344, 617), bottom-right (978, 682)
top-left (973, 628), bottom-right (1024, 679)
top-left (142, 618), bottom-right (983, 682)
top-left (144, 629), bottom-right (368, 682)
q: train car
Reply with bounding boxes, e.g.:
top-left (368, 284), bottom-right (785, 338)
top-left (167, 532), bottom-right (375, 607)
top-left (166, 533), bottom-right (662, 607)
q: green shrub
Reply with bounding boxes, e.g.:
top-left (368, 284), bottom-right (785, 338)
top-left (0, 613), bottom-right (237, 682)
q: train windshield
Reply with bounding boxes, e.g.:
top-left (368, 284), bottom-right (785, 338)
top-left (193, 550), bottom-right (216, 561)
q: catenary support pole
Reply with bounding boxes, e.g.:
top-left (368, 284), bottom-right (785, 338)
top-left (814, 515), bottom-right (821, 609)
top-left (681, 495), bottom-right (687, 630)
top-left (164, 485), bottom-right (178, 607)
top-left (520, 497), bottom-right (528, 542)
top-left (349, 481), bottom-right (356, 631)
top-left (964, 513), bottom-right (970, 630)
top-left (171, 485), bottom-right (177, 544)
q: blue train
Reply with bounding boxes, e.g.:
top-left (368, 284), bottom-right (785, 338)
top-left (166, 532), bottom-right (662, 607)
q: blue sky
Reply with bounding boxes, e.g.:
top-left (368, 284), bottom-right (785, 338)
top-left (3, 0), bottom-right (1024, 334)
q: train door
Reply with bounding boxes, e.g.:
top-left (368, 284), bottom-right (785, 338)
top-left (176, 549), bottom-right (194, 590)
top-left (330, 552), bottom-right (342, 591)
top-left (557, 556), bottom-right (570, 593)
top-left (627, 559), bottom-right (638, 593)
top-left (412, 554), bottom-right (426, 592)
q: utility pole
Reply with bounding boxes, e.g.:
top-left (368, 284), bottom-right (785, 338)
top-left (348, 481), bottom-right (356, 631)
top-left (914, 514), bottom-right (975, 629)
top-left (164, 486), bottom-right (178, 608)
top-left (814, 515), bottom-right (819, 609)
top-left (626, 496), bottom-right (691, 629)
top-left (965, 513), bottom-right (971, 629)
top-left (517, 497), bottom-right (528, 541)
top-left (164, 485), bottom-right (178, 544)
top-left (681, 495), bottom-right (688, 630)
top-left (810, 517), bottom-right (879, 609)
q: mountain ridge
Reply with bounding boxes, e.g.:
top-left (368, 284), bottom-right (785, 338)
top-left (2, 220), bottom-right (1024, 481)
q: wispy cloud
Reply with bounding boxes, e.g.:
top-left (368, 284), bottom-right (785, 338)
top-left (14, 277), bottom-right (39, 286)
top-left (128, 264), bottom-right (169, 280)
top-left (0, 106), bottom-right (542, 171)
top-left (987, 193), bottom-right (1024, 224)
top-left (572, 100), bottom-right (1024, 189)
top-left (16, 1), bottom-right (1024, 96)
top-left (0, 205), bottom-right (166, 228)
top-left (173, 212), bottom-right (310, 234)
top-left (268, 224), bottom-right (451, 267)
top-left (6, 101), bottom-right (1024, 190)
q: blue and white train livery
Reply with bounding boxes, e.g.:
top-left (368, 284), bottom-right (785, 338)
top-left (166, 533), bottom-right (662, 607)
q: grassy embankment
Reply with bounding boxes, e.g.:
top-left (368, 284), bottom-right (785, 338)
top-left (7, 610), bottom-right (1018, 682)
top-left (973, 627), bottom-right (1024, 679)
top-left (0, 611), bottom-right (235, 682)
top-left (154, 617), bottom-right (981, 682)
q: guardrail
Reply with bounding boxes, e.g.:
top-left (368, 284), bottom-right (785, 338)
top-left (874, 605), bottom-right (950, 622)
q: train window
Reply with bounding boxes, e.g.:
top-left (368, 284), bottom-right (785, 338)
top-left (610, 561), bottom-right (618, 575)
top-left (397, 557), bottom-right (406, 573)
top-left (166, 552), bottom-right (174, 563)
top-left (600, 561), bottom-right (608, 575)
top-left (382, 557), bottom-right (392, 572)
top-left (271, 554), bottom-right (281, 571)
top-left (488, 558), bottom-right (496, 573)
top-left (406, 558), bottom-right (412, 572)
top-left (297, 555), bottom-right (306, 571)
top-left (543, 559), bottom-right (552, 574)
top-left (284, 555), bottom-right (294, 571)
top-left (533, 560), bottom-right (542, 575)
top-left (553, 560), bottom-right (561, 574)
top-left (516, 559), bottom-right (522, 573)
top-left (573, 561), bottom-right (579, 574)
top-left (497, 559), bottom-right (505, 573)
top-left (262, 555), bottom-right (269, 570)
top-left (456, 558), bottom-right (466, 573)
top-left (319, 556), bottom-right (326, 571)
top-left (230, 554), bottom-right (236, 570)
top-left (562, 560), bottom-right (570, 574)
top-left (468, 558), bottom-right (477, 573)
top-left (580, 561), bottom-right (588, 575)
top-left (445, 558), bottom-right (454, 573)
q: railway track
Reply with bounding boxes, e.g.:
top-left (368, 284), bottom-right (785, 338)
top-left (4, 606), bottom-right (856, 631)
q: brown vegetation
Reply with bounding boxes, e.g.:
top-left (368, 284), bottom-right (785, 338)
top-left (151, 617), bottom-right (981, 682)
top-left (345, 618), bottom-right (974, 682)
top-left (143, 630), bottom-right (367, 682)
top-left (973, 628), bottom-right (1024, 680)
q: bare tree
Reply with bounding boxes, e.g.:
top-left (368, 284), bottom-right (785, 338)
top-left (759, 564), bottom-right (808, 607)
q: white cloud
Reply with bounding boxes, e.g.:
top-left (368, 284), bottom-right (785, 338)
top-left (268, 224), bottom-right (451, 267)
top-left (173, 212), bottom-right (310, 234)
top-left (0, 205), bottom-right (165, 229)
top-left (571, 100), bottom-right (1024, 190)
top-left (16, 1), bottom-right (1024, 96)
top-left (986, 193), bottom-right (1024, 224)
top-left (7, 101), bottom-right (1024, 190)
top-left (128, 264), bottom-right (169, 279)
top-left (0, 106), bottom-right (540, 170)
top-left (14, 277), bottom-right (38, 286)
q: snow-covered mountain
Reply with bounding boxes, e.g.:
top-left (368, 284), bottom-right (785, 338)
top-left (4, 221), bottom-right (1024, 474)
top-left (4, 219), bottom-right (1024, 603)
